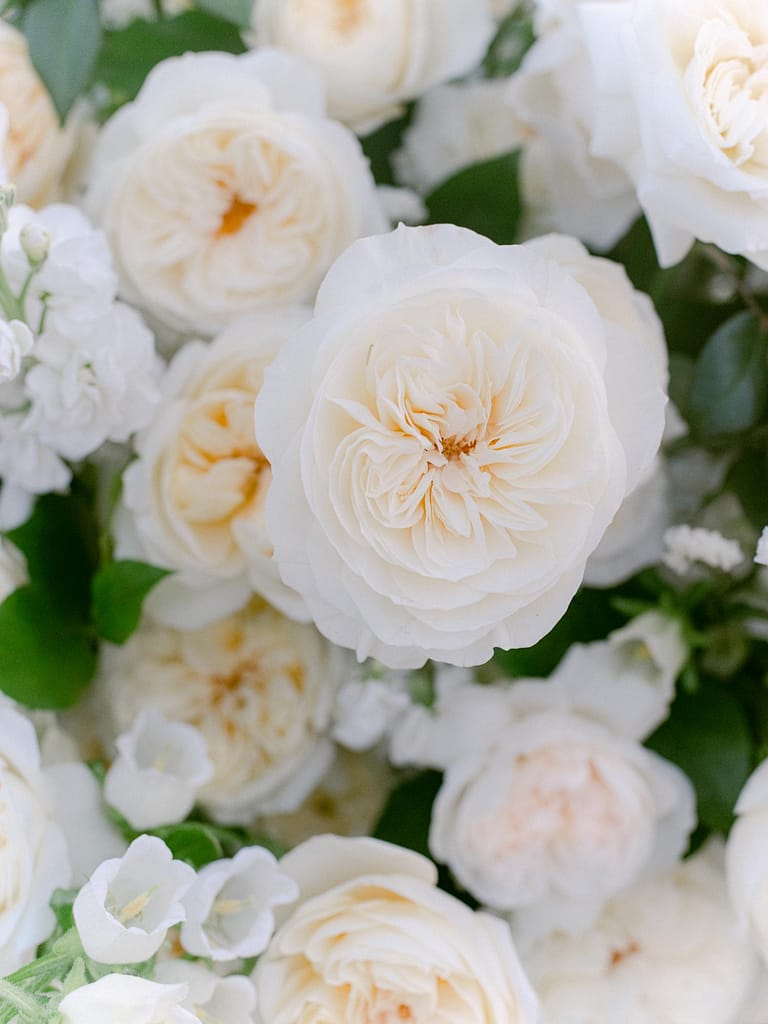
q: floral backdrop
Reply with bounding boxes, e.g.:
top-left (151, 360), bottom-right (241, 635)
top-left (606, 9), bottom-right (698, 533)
top-left (0, 1), bottom-right (767, 1022)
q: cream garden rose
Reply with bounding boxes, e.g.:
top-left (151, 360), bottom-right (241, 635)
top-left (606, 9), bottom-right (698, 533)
top-left (115, 311), bottom-right (309, 629)
top-left (99, 600), bottom-right (346, 824)
top-left (581, 0), bottom-right (768, 267)
top-left (0, 22), bottom-right (75, 206)
top-left (252, 834), bottom-right (540, 1024)
top-left (85, 49), bottom-right (386, 335)
top-left (255, 224), bottom-right (668, 668)
top-left (252, 0), bottom-right (496, 132)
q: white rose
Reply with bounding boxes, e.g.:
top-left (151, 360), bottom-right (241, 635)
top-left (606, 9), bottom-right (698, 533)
top-left (507, 0), bottom-right (638, 249)
top-left (253, 834), bottom-right (540, 1024)
top-left (255, 224), bottom-right (668, 668)
top-left (394, 79), bottom-right (526, 193)
top-left (0, 319), bottom-right (32, 383)
top-left (0, 22), bottom-right (75, 206)
top-left (58, 976), bottom-right (198, 1024)
top-left (99, 599), bottom-right (346, 823)
top-left (726, 758), bottom-right (768, 966)
top-left (519, 841), bottom-right (758, 1024)
top-left (115, 310), bottom-right (309, 629)
top-left (581, 0), bottom-right (768, 267)
top-left (252, 0), bottom-right (496, 132)
top-left (0, 706), bottom-right (70, 973)
top-left (85, 50), bottom-right (386, 335)
top-left (429, 711), bottom-right (694, 930)
top-left (0, 536), bottom-right (26, 602)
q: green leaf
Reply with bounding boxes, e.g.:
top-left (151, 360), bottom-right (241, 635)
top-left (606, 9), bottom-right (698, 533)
top-left (21, 0), bottom-right (101, 120)
top-left (726, 446), bottom-right (768, 529)
top-left (425, 151), bottom-right (521, 244)
top-left (194, 0), bottom-right (252, 27)
top-left (483, 9), bottom-right (535, 78)
top-left (687, 312), bottom-right (768, 440)
top-left (494, 587), bottom-right (625, 679)
top-left (360, 109), bottom-right (412, 186)
top-left (646, 680), bottom-right (753, 833)
top-left (91, 560), bottom-right (171, 645)
top-left (0, 585), bottom-right (97, 709)
top-left (373, 771), bottom-right (443, 858)
top-left (7, 492), bottom-right (98, 619)
top-left (153, 822), bottom-right (224, 869)
top-left (93, 10), bottom-right (245, 104)
top-left (49, 890), bottom-right (78, 934)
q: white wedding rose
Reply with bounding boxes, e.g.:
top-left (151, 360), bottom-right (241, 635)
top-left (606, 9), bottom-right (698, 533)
top-left (581, 0), bottom-right (768, 267)
top-left (85, 49), bottom-right (386, 336)
top-left (0, 22), bottom-right (75, 206)
top-left (256, 224), bottom-right (668, 668)
top-left (252, 0), bottom-right (496, 133)
top-left (394, 78), bottom-right (526, 193)
top-left (253, 834), bottom-right (540, 1024)
top-left (99, 599), bottom-right (346, 823)
top-left (519, 841), bottom-right (758, 1024)
top-left (115, 310), bottom-right (309, 629)
top-left (507, 0), bottom-right (638, 249)
top-left (726, 758), bottom-right (768, 967)
top-left (58, 976), bottom-right (198, 1024)
top-left (0, 705), bottom-right (70, 973)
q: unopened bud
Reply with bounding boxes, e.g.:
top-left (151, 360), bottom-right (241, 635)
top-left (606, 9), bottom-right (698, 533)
top-left (19, 222), bottom-right (50, 266)
top-left (0, 184), bottom-right (15, 234)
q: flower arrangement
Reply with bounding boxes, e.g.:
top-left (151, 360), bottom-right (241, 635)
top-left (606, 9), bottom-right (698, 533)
top-left (0, 1), bottom-right (768, 1022)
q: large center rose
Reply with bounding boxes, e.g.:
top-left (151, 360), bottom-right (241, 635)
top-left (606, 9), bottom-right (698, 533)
top-left (255, 225), bottom-right (667, 668)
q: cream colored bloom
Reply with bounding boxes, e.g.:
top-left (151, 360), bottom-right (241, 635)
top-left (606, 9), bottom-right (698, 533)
top-left (99, 600), bottom-right (346, 823)
top-left (519, 842), bottom-right (757, 1024)
top-left (115, 311), bottom-right (309, 628)
top-left (0, 22), bottom-right (75, 206)
top-left (726, 759), bottom-right (768, 967)
top-left (256, 224), bottom-right (668, 668)
top-left (252, 0), bottom-right (496, 132)
top-left (85, 49), bottom-right (386, 335)
top-left (582, 0), bottom-right (768, 267)
top-left (253, 835), bottom-right (540, 1024)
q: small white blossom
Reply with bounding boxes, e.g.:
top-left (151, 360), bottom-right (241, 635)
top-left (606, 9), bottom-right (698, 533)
top-left (154, 961), bottom-right (256, 1024)
top-left (0, 537), bottom-right (26, 602)
top-left (73, 834), bottom-right (196, 964)
top-left (0, 319), bottom-right (32, 383)
top-left (104, 709), bottom-right (214, 830)
top-left (663, 525), bottom-right (745, 575)
top-left (181, 846), bottom-right (298, 961)
top-left (755, 527), bottom-right (768, 567)
top-left (332, 664), bottom-right (412, 751)
top-left (58, 975), bottom-right (198, 1024)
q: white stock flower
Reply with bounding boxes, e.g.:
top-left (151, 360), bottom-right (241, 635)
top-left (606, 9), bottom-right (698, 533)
top-left (253, 835), bottom-right (540, 1024)
top-left (519, 841), bottom-right (758, 1024)
top-left (0, 705), bottom-right (70, 973)
top-left (181, 846), bottom-right (298, 961)
top-left (331, 663), bottom-right (412, 751)
top-left (103, 709), bottom-right (214, 830)
top-left (155, 961), bottom-right (256, 1024)
top-left (0, 22), bottom-right (75, 206)
top-left (582, 0), bottom-right (768, 267)
top-left (0, 537), bottom-right (26, 602)
top-left (256, 224), bottom-right (668, 668)
top-left (507, 0), bottom-right (638, 249)
top-left (0, 319), bottom-right (32, 383)
top-left (394, 79), bottom-right (526, 192)
top-left (726, 758), bottom-right (768, 967)
top-left (100, 599), bottom-right (345, 823)
top-left (73, 834), bottom-right (196, 964)
top-left (58, 976), bottom-right (199, 1024)
top-left (115, 311), bottom-right (309, 630)
top-left (85, 50), bottom-right (386, 335)
top-left (663, 525), bottom-right (745, 575)
top-left (252, 0), bottom-right (496, 132)
top-left (755, 527), bottom-right (768, 566)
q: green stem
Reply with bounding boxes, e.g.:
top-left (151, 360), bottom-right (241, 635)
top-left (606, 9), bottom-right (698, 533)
top-left (0, 979), bottom-right (43, 1022)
